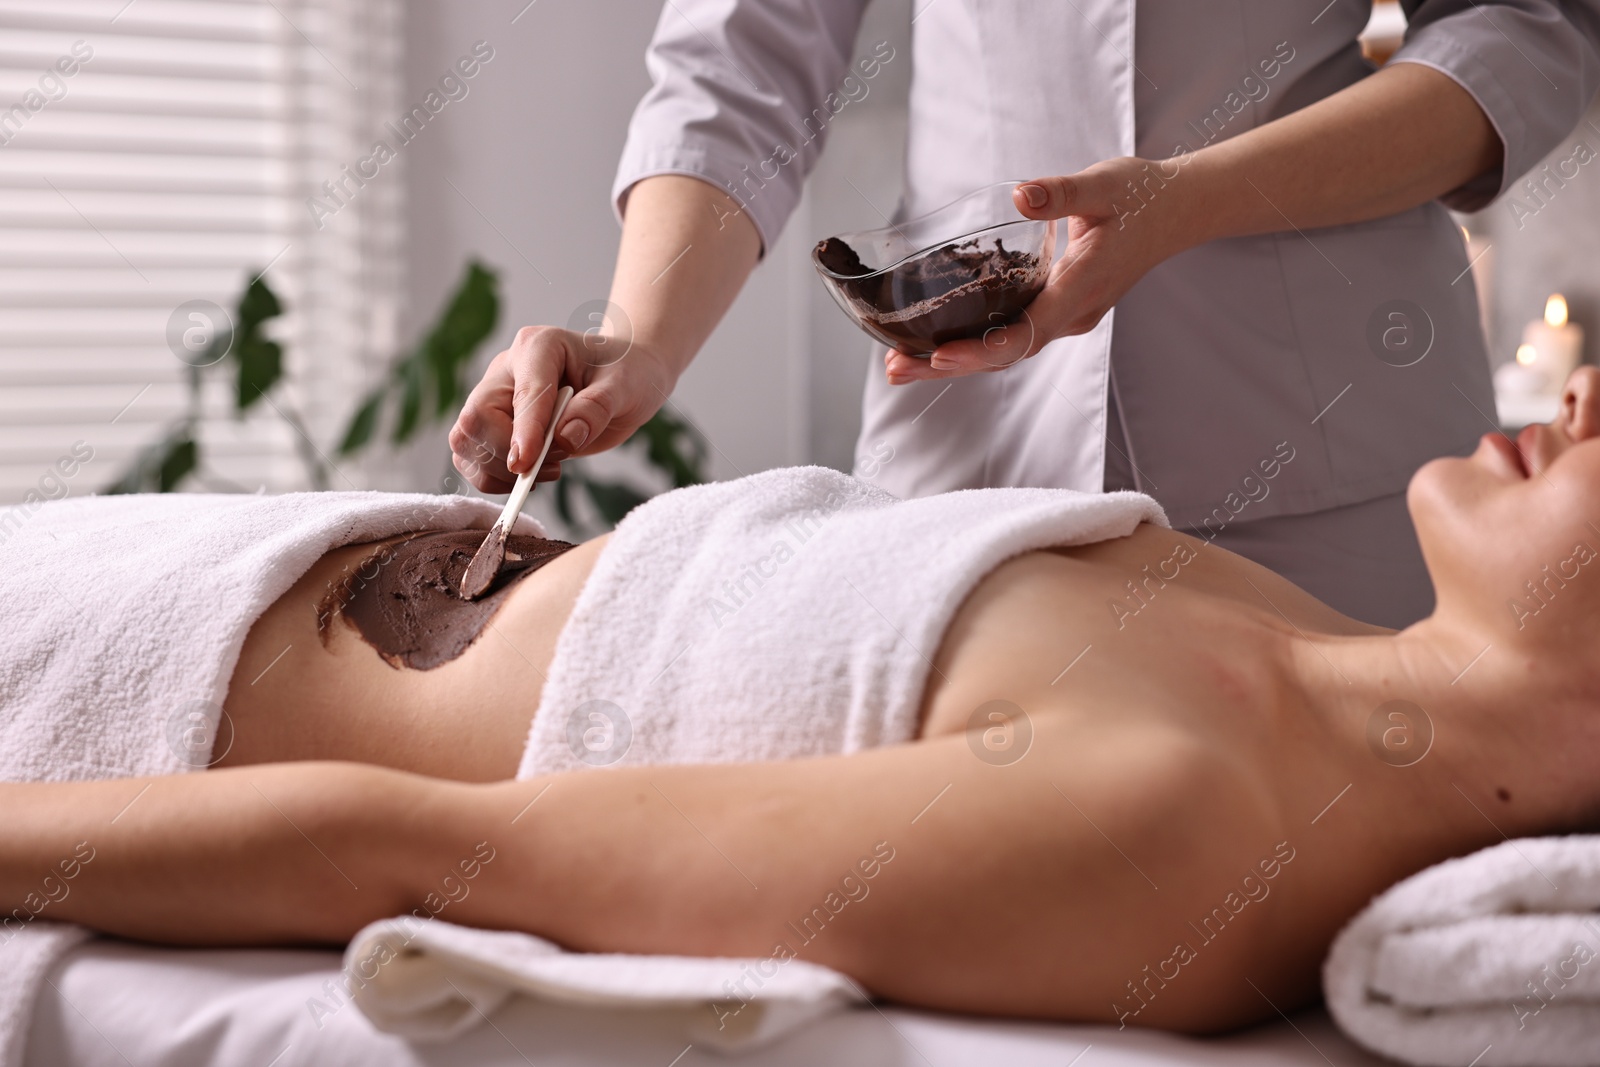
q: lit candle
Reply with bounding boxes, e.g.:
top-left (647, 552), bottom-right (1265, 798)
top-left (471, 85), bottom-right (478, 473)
top-left (1494, 343), bottom-right (1547, 397)
top-left (1519, 294), bottom-right (1584, 393)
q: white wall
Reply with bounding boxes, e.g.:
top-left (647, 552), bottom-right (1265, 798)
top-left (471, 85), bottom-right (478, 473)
top-left (386, 0), bottom-right (913, 518)
top-left (1468, 95), bottom-right (1600, 370)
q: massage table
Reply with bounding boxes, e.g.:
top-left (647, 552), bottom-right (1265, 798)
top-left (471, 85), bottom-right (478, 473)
top-left (27, 940), bottom-right (1392, 1067)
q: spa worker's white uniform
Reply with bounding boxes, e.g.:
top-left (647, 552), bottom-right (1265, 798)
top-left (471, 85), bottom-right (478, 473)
top-left (612, 0), bottom-right (1600, 628)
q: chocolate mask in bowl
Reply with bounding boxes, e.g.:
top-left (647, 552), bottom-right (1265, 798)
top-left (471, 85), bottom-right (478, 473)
top-left (813, 182), bottom-right (1056, 356)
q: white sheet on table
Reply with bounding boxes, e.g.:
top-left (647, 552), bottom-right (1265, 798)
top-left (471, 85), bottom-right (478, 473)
top-left (28, 941), bottom-right (1395, 1067)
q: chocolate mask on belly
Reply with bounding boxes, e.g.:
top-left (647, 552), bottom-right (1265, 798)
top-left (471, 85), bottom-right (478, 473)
top-left (318, 531), bottom-right (576, 670)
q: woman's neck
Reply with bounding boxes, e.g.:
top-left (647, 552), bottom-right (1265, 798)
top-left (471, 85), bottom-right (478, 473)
top-left (1286, 613), bottom-right (1600, 841)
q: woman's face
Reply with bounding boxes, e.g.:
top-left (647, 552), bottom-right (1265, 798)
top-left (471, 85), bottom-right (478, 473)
top-left (1409, 367), bottom-right (1600, 637)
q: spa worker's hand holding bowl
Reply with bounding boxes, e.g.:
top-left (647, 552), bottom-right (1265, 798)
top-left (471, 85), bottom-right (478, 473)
top-left (881, 158), bottom-right (1196, 384)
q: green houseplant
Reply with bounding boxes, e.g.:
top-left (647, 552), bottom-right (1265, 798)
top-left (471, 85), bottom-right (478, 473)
top-left (109, 260), bottom-right (706, 535)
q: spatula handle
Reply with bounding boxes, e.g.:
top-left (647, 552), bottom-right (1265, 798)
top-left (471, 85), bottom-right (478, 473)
top-left (493, 385), bottom-right (574, 530)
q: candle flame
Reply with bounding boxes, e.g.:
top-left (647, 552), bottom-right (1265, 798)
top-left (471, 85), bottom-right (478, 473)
top-left (1545, 294), bottom-right (1569, 328)
top-left (1516, 343), bottom-right (1539, 366)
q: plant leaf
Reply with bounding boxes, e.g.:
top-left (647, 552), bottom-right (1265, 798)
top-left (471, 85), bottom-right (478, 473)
top-left (234, 336), bottom-right (282, 411)
top-left (582, 478), bottom-right (650, 525)
top-left (393, 357), bottom-right (424, 443)
top-left (554, 470), bottom-right (578, 528)
top-left (636, 408), bottom-right (707, 488)
top-left (352, 261), bottom-right (499, 449)
top-left (105, 428), bottom-right (197, 494)
top-left (237, 276), bottom-right (283, 331)
top-left (338, 387), bottom-right (386, 456)
top-left (229, 276), bottom-right (285, 412)
top-left (157, 435), bottom-right (198, 492)
top-left (103, 455), bottom-right (151, 495)
top-left (422, 261), bottom-right (499, 417)
top-left (114, 273), bottom-right (288, 493)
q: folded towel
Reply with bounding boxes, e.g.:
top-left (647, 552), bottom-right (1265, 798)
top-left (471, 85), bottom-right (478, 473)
top-left (0, 489), bottom-right (526, 1067)
top-left (346, 467), bottom-right (1167, 1049)
top-left (1324, 835), bottom-right (1600, 1067)
top-left (343, 919), bottom-right (863, 1050)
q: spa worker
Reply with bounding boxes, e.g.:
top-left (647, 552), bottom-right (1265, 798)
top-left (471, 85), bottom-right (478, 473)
top-left (451, 0), bottom-right (1600, 629)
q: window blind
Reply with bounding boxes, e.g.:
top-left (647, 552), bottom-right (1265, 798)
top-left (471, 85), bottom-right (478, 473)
top-left (0, 0), bottom-right (402, 504)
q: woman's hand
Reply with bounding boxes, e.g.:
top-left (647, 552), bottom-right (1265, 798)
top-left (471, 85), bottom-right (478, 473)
top-left (449, 326), bottom-right (677, 493)
top-left (886, 155), bottom-right (1202, 385)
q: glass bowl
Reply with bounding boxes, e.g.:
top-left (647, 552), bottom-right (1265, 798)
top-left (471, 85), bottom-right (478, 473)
top-left (812, 181), bottom-right (1056, 356)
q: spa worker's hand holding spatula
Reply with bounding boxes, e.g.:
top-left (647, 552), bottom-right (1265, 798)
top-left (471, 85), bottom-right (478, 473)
top-left (458, 384), bottom-right (572, 601)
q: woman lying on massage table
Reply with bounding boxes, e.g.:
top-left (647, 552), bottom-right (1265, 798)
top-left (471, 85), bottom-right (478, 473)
top-left (5, 367), bottom-right (1600, 1036)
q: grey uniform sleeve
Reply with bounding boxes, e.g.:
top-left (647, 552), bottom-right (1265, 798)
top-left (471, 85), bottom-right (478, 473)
top-left (1390, 0), bottom-right (1600, 210)
top-left (612, 0), bottom-right (874, 252)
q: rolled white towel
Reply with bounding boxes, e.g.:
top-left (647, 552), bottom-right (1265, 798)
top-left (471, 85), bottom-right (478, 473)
top-left (343, 919), bottom-right (864, 1050)
top-left (1325, 835), bottom-right (1600, 1066)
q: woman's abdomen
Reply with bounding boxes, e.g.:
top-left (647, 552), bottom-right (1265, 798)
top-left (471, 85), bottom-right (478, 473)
top-left (219, 534), bottom-right (606, 781)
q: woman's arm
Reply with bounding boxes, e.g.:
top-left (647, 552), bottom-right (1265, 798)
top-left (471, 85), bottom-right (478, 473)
top-left (0, 723), bottom-right (1287, 1031)
top-left (0, 763), bottom-right (428, 945)
top-left (892, 62), bottom-right (1501, 381)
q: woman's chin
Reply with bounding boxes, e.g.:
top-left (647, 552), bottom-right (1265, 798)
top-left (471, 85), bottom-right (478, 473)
top-left (1405, 457), bottom-right (1462, 527)
top-left (1405, 458), bottom-right (1496, 599)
